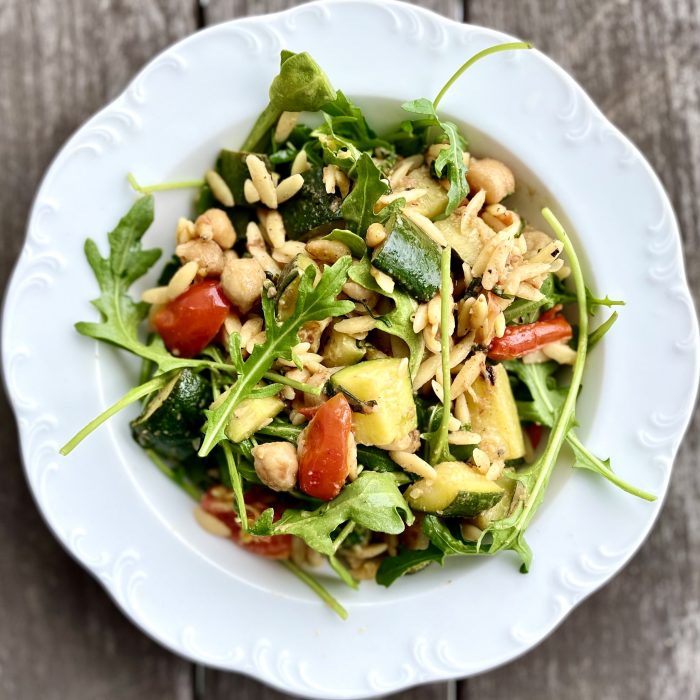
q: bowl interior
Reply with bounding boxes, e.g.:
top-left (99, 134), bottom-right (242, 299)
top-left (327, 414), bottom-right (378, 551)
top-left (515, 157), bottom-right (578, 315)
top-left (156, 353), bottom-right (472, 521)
top-left (99, 95), bottom-right (603, 603)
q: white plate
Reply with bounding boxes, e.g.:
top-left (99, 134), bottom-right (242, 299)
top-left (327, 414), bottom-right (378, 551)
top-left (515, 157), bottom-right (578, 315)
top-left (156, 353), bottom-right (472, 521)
top-left (3, 1), bottom-right (698, 696)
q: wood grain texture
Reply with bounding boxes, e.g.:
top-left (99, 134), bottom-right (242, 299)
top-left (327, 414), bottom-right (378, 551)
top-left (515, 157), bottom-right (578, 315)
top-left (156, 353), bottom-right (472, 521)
top-left (0, 2), bottom-right (197, 699)
top-left (464, 1), bottom-right (700, 699)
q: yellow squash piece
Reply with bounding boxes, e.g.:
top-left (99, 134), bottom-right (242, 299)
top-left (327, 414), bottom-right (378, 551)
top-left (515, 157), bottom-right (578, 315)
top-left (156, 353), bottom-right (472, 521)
top-left (466, 364), bottom-right (525, 461)
top-left (330, 358), bottom-right (417, 446)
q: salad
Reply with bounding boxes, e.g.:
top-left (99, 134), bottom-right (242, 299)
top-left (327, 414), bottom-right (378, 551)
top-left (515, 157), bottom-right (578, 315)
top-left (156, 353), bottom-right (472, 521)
top-left (61, 44), bottom-right (654, 619)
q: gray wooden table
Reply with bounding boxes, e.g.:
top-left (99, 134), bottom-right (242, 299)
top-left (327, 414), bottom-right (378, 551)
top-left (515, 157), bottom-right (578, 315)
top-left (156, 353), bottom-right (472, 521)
top-left (1, 1), bottom-right (698, 698)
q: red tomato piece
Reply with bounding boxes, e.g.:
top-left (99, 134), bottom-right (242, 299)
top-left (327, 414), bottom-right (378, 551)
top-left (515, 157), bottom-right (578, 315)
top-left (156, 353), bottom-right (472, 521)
top-left (525, 423), bottom-right (544, 450)
top-left (298, 394), bottom-right (353, 501)
top-left (200, 488), bottom-right (292, 559)
top-left (153, 280), bottom-right (229, 358)
top-left (487, 315), bottom-right (573, 361)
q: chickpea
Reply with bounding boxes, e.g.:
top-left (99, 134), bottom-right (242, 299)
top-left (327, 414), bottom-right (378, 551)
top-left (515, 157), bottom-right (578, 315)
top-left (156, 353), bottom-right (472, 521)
top-left (194, 208), bottom-right (236, 249)
top-left (251, 442), bottom-right (298, 492)
top-left (175, 239), bottom-right (224, 277)
top-left (220, 257), bottom-right (266, 313)
top-left (466, 157), bottom-right (516, 204)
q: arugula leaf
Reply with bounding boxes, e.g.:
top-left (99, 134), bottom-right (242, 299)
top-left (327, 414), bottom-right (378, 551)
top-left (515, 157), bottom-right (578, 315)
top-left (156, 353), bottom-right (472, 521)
top-left (348, 257), bottom-right (424, 378)
top-left (250, 472), bottom-right (414, 556)
top-left (198, 258), bottom-right (354, 456)
top-left (242, 51), bottom-right (337, 153)
top-left (506, 357), bottom-right (654, 501)
top-left (423, 514), bottom-right (481, 555)
top-left (401, 99), bottom-right (467, 219)
top-left (322, 229), bottom-right (367, 258)
top-left (75, 195), bottom-right (198, 374)
top-left (375, 545), bottom-right (445, 587)
top-left (341, 153), bottom-right (390, 235)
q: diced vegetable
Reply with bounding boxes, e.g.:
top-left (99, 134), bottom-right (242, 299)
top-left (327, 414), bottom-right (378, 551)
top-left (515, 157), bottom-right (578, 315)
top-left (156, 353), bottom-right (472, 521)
top-left (372, 214), bottom-right (441, 302)
top-left (200, 487), bottom-right (292, 558)
top-left (400, 165), bottom-right (449, 219)
top-left (216, 150), bottom-right (271, 208)
top-left (433, 206), bottom-right (482, 265)
top-left (226, 395), bottom-right (285, 443)
top-left (322, 328), bottom-right (366, 367)
top-left (488, 315), bottom-right (573, 361)
top-left (466, 364), bottom-right (525, 461)
top-left (406, 461), bottom-right (504, 517)
top-left (131, 369), bottom-right (211, 460)
top-left (153, 280), bottom-right (230, 358)
top-left (298, 394), bottom-right (353, 500)
top-left (472, 472), bottom-right (517, 529)
top-left (279, 167), bottom-right (344, 240)
top-left (331, 358), bottom-right (417, 446)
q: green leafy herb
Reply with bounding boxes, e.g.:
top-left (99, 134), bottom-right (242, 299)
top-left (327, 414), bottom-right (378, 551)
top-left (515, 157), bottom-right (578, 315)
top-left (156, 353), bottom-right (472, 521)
top-left (340, 153), bottom-right (390, 235)
top-left (375, 545), bottom-right (445, 587)
top-left (348, 257), bottom-right (424, 378)
top-left (322, 229), bottom-right (367, 258)
top-left (588, 310), bottom-right (619, 349)
top-left (198, 258), bottom-right (355, 456)
top-left (401, 98), bottom-right (468, 219)
top-left (243, 51), bottom-right (337, 153)
top-left (250, 472), bottom-right (414, 556)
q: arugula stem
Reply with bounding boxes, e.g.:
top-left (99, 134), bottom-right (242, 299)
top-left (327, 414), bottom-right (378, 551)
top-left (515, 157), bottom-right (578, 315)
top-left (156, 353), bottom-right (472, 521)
top-left (513, 209), bottom-right (589, 531)
top-left (433, 42), bottom-right (533, 109)
top-left (332, 521), bottom-right (356, 554)
top-left (128, 173), bottom-right (204, 194)
top-left (430, 247), bottom-right (454, 464)
top-left (588, 311), bottom-right (618, 350)
top-left (60, 373), bottom-right (171, 456)
top-left (221, 442), bottom-right (249, 532)
top-left (241, 103), bottom-right (280, 153)
top-left (281, 560), bottom-right (348, 620)
top-left (263, 371), bottom-right (322, 396)
top-left (566, 433), bottom-right (655, 501)
top-left (144, 449), bottom-right (202, 501)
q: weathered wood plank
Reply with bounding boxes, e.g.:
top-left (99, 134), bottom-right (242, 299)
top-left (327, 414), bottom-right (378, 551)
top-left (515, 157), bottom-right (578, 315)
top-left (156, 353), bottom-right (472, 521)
top-left (203, 0), bottom-right (464, 23)
top-left (465, 1), bottom-right (700, 698)
top-left (0, 2), bottom-right (198, 699)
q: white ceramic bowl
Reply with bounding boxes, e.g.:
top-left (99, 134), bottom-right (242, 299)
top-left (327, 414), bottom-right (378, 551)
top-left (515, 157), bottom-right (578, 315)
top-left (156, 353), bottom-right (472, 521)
top-left (3, 1), bottom-right (698, 696)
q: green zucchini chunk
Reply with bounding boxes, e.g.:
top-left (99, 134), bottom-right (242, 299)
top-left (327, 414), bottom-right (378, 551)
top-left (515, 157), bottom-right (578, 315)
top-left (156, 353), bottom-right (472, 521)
top-left (372, 213), bottom-right (441, 302)
top-left (322, 328), bottom-right (366, 367)
top-left (226, 395), bottom-right (285, 443)
top-left (216, 150), bottom-right (271, 209)
top-left (279, 167), bottom-right (344, 240)
top-left (406, 462), bottom-right (505, 518)
top-left (330, 358), bottom-right (417, 446)
top-left (434, 205), bottom-right (483, 265)
top-left (131, 369), bottom-right (211, 460)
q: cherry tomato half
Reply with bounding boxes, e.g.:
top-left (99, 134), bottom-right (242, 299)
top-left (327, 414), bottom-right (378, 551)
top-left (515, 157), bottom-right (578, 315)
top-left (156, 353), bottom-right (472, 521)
top-left (487, 315), bottom-right (573, 361)
top-left (200, 488), bottom-right (292, 559)
top-left (524, 423), bottom-right (544, 450)
top-left (298, 394), bottom-right (353, 501)
top-left (153, 280), bottom-right (229, 358)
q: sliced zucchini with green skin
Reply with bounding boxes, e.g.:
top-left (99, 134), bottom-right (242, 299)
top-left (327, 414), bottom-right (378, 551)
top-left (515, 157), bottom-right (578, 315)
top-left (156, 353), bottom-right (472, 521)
top-left (433, 206), bottom-right (483, 265)
top-left (276, 254), bottom-right (319, 320)
top-left (216, 150), bottom-right (271, 209)
top-left (330, 358), bottom-right (417, 446)
top-left (466, 364), bottom-right (525, 461)
top-left (473, 471), bottom-right (517, 529)
top-left (278, 167), bottom-right (344, 240)
top-left (323, 328), bottom-right (366, 367)
top-left (225, 396), bottom-right (285, 443)
top-left (401, 165), bottom-right (449, 219)
top-left (131, 369), bottom-right (211, 460)
top-left (372, 213), bottom-right (441, 302)
top-left (406, 462), bottom-right (505, 517)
